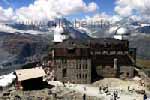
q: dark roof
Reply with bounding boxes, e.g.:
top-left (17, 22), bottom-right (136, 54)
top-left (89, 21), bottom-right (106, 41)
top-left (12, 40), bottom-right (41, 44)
top-left (88, 38), bottom-right (128, 45)
top-left (53, 38), bottom-right (128, 48)
top-left (94, 55), bottom-right (133, 66)
top-left (53, 39), bottom-right (89, 48)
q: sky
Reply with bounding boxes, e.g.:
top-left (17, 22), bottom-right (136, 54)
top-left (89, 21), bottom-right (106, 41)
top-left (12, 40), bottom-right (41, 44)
top-left (0, 0), bottom-right (149, 23)
top-left (0, 0), bottom-right (115, 19)
top-left (0, 0), bottom-right (115, 12)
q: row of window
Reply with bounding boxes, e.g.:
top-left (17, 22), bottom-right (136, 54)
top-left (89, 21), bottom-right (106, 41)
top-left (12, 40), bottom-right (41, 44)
top-left (57, 64), bottom-right (88, 69)
top-left (56, 59), bottom-right (90, 64)
top-left (91, 51), bottom-right (128, 55)
top-left (62, 68), bottom-right (88, 79)
top-left (77, 74), bottom-right (88, 79)
top-left (76, 64), bottom-right (88, 69)
top-left (91, 43), bottom-right (128, 48)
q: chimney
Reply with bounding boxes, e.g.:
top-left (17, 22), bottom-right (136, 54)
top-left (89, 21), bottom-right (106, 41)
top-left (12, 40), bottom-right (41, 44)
top-left (114, 58), bottom-right (118, 70)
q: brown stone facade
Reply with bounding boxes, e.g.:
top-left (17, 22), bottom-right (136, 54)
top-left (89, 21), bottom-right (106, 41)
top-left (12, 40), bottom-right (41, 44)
top-left (54, 59), bottom-right (91, 84)
top-left (52, 38), bottom-right (136, 84)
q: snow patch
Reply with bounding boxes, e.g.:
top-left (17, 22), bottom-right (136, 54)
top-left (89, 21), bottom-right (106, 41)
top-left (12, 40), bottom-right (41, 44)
top-left (0, 72), bottom-right (16, 87)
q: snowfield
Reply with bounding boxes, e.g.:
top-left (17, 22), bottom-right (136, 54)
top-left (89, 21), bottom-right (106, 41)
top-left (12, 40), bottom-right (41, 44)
top-left (0, 72), bottom-right (16, 87)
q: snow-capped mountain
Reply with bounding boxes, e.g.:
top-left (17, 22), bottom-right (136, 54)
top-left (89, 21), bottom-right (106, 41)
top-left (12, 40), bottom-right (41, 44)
top-left (0, 18), bottom-right (91, 73)
top-left (0, 18), bottom-right (150, 74)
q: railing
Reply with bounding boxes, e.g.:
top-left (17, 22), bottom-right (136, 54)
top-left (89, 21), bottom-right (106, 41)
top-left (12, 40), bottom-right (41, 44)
top-left (55, 95), bottom-right (104, 100)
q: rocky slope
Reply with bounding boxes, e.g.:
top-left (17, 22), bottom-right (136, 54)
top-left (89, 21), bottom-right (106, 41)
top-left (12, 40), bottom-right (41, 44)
top-left (0, 32), bottom-right (52, 74)
top-left (0, 18), bottom-right (150, 74)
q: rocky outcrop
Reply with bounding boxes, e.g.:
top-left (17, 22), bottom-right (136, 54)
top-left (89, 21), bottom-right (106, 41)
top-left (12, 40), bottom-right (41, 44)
top-left (0, 32), bottom-right (52, 73)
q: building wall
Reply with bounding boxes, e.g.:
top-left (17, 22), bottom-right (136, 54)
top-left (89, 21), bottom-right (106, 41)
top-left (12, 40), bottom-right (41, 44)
top-left (54, 59), bottom-right (91, 84)
top-left (52, 39), bottom-right (136, 84)
top-left (96, 65), bottom-right (117, 78)
top-left (119, 66), bottom-right (134, 78)
top-left (54, 48), bottom-right (90, 58)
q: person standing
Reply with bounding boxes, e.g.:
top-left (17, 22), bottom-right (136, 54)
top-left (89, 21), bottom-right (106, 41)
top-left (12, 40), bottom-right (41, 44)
top-left (144, 93), bottom-right (147, 100)
top-left (83, 93), bottom-right (86, 100)
top-left (99, 86), bottom-right (102, 94)
top-left (84, 87), bottom-right (87, 91)
top-left (113, 91), bottom-right (118, 100)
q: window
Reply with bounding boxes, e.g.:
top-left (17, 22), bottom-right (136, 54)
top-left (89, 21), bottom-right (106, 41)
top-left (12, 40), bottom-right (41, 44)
top-left (102, 66), bottom-right (105, 69)
top-left (117, 51), bottom-right (123, 55)
top-left (63, 69), bottom-right (67, 77)
top-left (95, 51), bottom-right (101, 55)
top-left (126, 72), bottom-right (129, 77)
top-left (62, 59), bottom-right (67, 64)
top-left (85, 65), bottom-right (87, 69)
top-left (85, 74), bottom-right (87, 79)
top-left (76, 65), bottom-right (78, 69)
top-left (58, 66), bottom-right (61, 68)
top-left (110, 51), bottom-right (116, 55)
top-left (82, 74), bottom-right (84, 79)
top-left (67, 48), bottom-right (76, 54)
top-left (79, 64), bottom-right (81, 69)
top-left (79, 74), bottom-right (81, 79)
top-left (102, 51), bottom-right (108, 54)
top-left (90, 51), bottom-right (94, 55)
top-left (77, 74), bottom-right (78, 79)
top-left (125, 51), bottom-right (128, 54)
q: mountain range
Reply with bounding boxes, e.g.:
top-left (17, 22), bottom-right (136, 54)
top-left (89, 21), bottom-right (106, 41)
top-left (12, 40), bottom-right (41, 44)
top-left (0, 18), bottom-right (150, 74)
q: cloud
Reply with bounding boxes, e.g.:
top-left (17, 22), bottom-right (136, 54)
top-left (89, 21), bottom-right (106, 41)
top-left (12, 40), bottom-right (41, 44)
top-left (115, 6), bottom-right (132, 17)
top-left (83, 13), bottom-right (111, 23)
top-left (0, 7), bottom-right (14, 23)
top-left (86, 2), bottom-right (98, 12)
top-left (0, 0), bottom-right (98, 23)
top-left (115, 0), bottom-right (150, 20)
top-left (82, 13), bottom-right (122, 24)
top-left (15, 0), bottom-right (98, 22)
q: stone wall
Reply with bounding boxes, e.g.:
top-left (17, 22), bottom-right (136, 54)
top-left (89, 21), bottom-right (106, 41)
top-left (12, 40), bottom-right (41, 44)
top-left (120, 66), bottom-right (134, 78)
top-left (96, 65), bottom-right (117, 78)
top-left (54, 59), bottom-right (91, 84)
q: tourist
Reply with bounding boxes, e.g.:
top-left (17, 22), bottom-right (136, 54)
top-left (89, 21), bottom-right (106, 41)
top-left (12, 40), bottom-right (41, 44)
top-left (113, 91), bottom-right (118, 100)
top-left (83, 93), bottom-right (86, 100)
top-left (144, 92), bottom-right (147, 100)
top-left (63, 82), bottom-right (65, 87)
top-left (99, 86), bottom-right (102, 94)
top-left (105, 86), bottom-right (109, 93)
top-left (128, 86), bottom-right (130, 91)
top-left (84, 87), bottom-right (87, 91)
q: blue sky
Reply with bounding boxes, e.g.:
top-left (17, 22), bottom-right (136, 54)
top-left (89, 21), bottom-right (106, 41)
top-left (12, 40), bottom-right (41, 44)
top-left (13, 0), bottom-right (35, 8)
top-left (0, 0), bottom-right (149, 22)
top-left (0, 0), bottom-right (116, 19)
top-left (0, 0), bottom-right (35, 9)
top-left (0, 0), bottom-right (115, 11)
top-left (69, 0), bottom-right (116, 19)
top-left (85, 0), bottom-right (115, 14)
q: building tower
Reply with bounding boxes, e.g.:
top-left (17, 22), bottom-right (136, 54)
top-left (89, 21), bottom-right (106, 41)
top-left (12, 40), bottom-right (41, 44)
top-left (114, 27), bottom-right (130, 40)
top-left (53, 25), bottom-right (69, 43)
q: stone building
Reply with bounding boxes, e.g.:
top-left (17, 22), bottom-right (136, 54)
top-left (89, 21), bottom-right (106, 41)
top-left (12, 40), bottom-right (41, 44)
top-left (52, 38), bottom-right (136, 84)
top-left (15, 67), bottom-right (47, 90)
top-left (53, 40), bottom-right (91, 84)
top-left (89, 38), bottom-right (136, 81)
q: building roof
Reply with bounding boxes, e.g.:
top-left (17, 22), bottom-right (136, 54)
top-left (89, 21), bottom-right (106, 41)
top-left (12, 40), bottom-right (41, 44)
top-left (53, 38), bottom-right (128, 49)
top-left (53, 39), bottom-right (89, 48)
top-left (88, 38), bottom-right (128, 45)
top-left (15, 67), bottom-right (46, 81)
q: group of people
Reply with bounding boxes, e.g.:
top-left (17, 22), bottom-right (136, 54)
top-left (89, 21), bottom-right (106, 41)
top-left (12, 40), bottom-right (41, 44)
top-left (98, 85), bottom-right (119, 100)
top-left (99, 85), bottom-right (109, 94)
